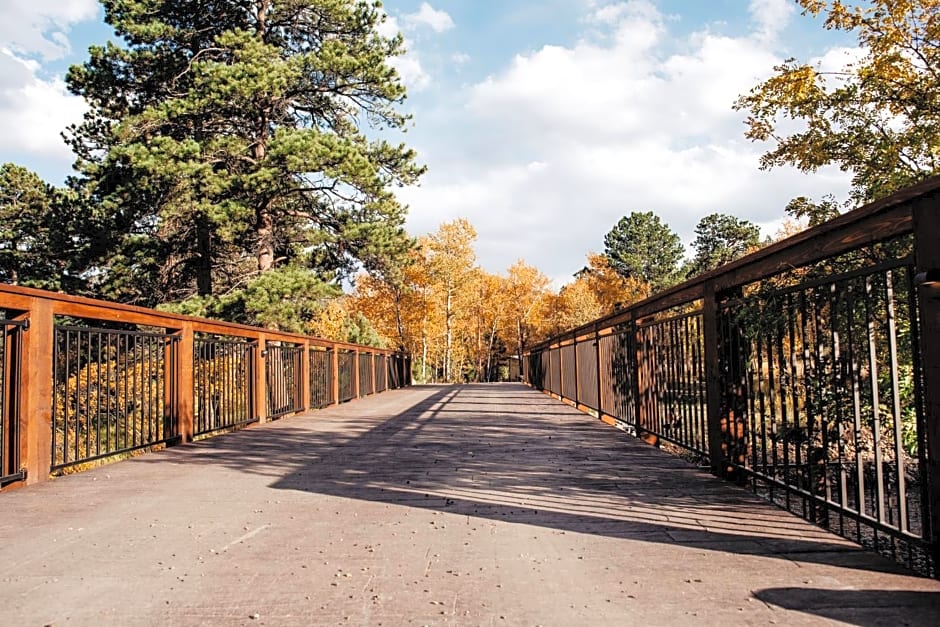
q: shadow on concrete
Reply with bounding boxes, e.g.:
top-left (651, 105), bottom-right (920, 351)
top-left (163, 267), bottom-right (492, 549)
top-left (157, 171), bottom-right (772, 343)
top-left (753, 587), bottom-right (940, 625)
top-left (147, 383), bottom-right (930, 584)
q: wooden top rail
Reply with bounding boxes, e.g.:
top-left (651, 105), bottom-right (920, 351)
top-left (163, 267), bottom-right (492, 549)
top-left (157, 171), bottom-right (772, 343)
top-left (0, 282), bottom-right (397, 354)
top-left (528, 173), bottom-right (940, 352)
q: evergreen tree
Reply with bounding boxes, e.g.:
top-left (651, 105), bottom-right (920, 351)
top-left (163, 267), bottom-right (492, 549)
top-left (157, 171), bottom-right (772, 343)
top-left (0, 164), bottom-right (96, 293)
top-left (688, 213), bottom-right (761, 277)
top-left (66, 0), bottom-right (423, 325)
top-left (603, 211), bottom-right (684, 293)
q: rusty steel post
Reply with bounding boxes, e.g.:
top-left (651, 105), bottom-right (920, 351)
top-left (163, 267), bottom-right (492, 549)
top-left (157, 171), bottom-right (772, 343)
top-left (176, 321), bottom-right (194, 444)
top-left (371, 352), bottom-right (377, 395)
top-left (22, 298), bottom-right (53, 485)
top-left (912, 193), bottom-right (940, 572)
top-left (634, 318), bottom-right (656, 445)
top-left (703, 283), bottom-right (723, 475)
top-left (704, 283), bottom-right (748, 481)
top-left (301, 340), bottom-right (311, 410)
top-left (254, 333), bottom-right (268, 422)
top-left (353, 349), bottom-right (361, 399)
top-left (573, 336), bottom-right (579, 406)
top-left (331, 345), bottom-right (340, 405)
top-left (595, 325), bottom-right (603, 418)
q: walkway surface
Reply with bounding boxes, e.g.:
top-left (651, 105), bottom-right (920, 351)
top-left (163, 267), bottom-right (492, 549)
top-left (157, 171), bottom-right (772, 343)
top-left (2, 384), bottom-right (939, 626)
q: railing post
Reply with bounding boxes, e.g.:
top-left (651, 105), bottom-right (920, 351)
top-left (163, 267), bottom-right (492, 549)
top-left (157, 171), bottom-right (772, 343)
top-left (704, 283), bottom-right (748, 481)
top-left (595, 325), bottom-right (603, 417)
top-left (573, 336), bottom-right (579, 406)
top-left (301, 340), bottom-right (311, 409)
top-left (331, 345), bottom-right (340, 405)
top-left (176, 321), bottom-right (194, 443)
top-left (22, 298), bottom-right (53, 485)
top-left (255, 333), bottom-right (268, 422)
top-left (704, 283), bottom-right (723, 475)
top-left (353, 348), bottom-right (361, 399)
top-left (634, 318), bottom-right (656, 445)
top-left (912, 195), bottom-right (940, 571)
top-left (370, 352), bottom-right (376, 395)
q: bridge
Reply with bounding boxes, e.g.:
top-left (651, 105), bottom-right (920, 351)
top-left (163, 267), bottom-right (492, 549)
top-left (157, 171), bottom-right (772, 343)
top-left (3, 383), bottom-right (939, 624)
top-left (2, 178), bottom-right (940, 624)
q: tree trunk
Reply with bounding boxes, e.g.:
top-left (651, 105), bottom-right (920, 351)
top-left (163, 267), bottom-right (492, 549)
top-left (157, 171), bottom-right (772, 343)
top-left (394, 288), bottom-right (406, 352)
top-left (485, 317), bottom-right (499, 383)
top-left (516, 318), bottom-right (525, 369)
top-left (422, 332), bottom-right (428, 383)
top-left (257, 206), bottom-right (275, 273)
top-left (195, 213), bottom-right (213, 296)
top-left (444, 289), bottom-right (453, 382)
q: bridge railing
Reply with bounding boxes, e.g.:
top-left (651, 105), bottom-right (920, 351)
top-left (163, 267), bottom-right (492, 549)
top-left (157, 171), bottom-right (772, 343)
top-left (524, 176), bottom-right (940, 577)
top-left (0, 286), bottom-right (410, 488)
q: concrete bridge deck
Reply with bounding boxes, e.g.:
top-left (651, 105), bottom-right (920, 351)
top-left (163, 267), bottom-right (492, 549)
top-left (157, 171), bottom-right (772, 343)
top-left (1, 383), bottom-right (939, 626)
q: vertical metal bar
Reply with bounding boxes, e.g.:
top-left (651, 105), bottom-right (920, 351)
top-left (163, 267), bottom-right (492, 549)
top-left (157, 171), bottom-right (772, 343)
top-left (847, 281), bottom-right (866, 539)
top-left (812, 286), bottom-right (833, 524)
top-left (95, 332), bottom-right (102, 457)
top-left (865, 275), bottom-right (886, 525)
top-left (745, 307), bottom-right (760, 482)
top-left (755, 307), bottom-right (770, 487)
top-left (773, 295), bottom-right (790, 510)
top-left (885, 270), bottom-right (909, 534)
top-left (785, 292), bottom-right (802, 515)
top-left (829, 282), bottom-right (848, 536)
top-left (765, 298), bottom-right (780, 503)
top-left (104, 332), bottom-right (111, 455)
top-left (84, 330), bottom-right (91, 460)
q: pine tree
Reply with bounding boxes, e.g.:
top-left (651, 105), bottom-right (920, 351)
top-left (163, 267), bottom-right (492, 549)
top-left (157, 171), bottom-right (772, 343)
top-left (66, 0), bottom-right (423, 326)
top-left (603, 211), bottom-right (684, 294)
top-left (688, 213), bottom-right (761, 276)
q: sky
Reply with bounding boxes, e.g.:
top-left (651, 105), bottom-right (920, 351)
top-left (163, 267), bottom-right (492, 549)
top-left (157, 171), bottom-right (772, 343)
top-left (0, 0), bottom-right (859, 286)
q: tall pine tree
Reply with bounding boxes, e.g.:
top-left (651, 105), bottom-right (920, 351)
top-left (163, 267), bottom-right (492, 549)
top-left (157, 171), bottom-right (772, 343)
top-left (66, 0), bottom-right (423, 326)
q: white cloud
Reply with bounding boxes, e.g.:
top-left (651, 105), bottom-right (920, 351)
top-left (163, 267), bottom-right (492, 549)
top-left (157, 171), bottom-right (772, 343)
top-left (452, 52), bottom-right (471, 65)
top-left (0, 2), bottom-right (96, 177)
top-left (404, 3), bottom-right (455, 33)
top-left (0, 0), bottom-right (99, 60)
top-left (378, 13), bottom-right (432, 92)
top-left (390, 53), bottom-right (431, 92)
top-left (403, 0), bottom-right (851, 280)
top-left (0, 50), bottom-right (86, 164)
top-left (748, 0), bottom-right (795, 43)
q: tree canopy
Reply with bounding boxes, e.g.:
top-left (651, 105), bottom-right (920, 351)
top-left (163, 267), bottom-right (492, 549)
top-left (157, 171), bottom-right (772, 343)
top-left (735, 0), bottom-right (940, 203)
top-left (603, 211), bottom-right (684, 294)
top-left (0, 164), bottom-right (97, 293)
top-left (688, 213), bottom-right (761, 276)
top-left (64, 0), bottom-right (423, 326)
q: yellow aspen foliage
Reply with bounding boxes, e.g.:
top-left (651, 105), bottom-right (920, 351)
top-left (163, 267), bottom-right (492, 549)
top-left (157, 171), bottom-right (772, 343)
top-left (735, 0), bottom-right (940, 202)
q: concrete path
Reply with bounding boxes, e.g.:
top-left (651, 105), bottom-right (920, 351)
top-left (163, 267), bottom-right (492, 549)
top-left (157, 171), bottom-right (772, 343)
top-left (1, 383), bottom-right (939, 626)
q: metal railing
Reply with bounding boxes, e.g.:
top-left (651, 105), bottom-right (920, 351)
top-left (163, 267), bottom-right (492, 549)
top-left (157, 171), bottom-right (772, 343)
top-left (375, 354), bottom-right (388, 393)
top-left (0, 284), bottom-right (409, 490)
top-left (524, 177), bottom-right (940, 577)
top-left (265, 342), bottom-right (304, 419)
top-left (0, 318), bottom-right (26, 485)
top-left (194, 335), bottom-right (256, 436)
top-left (309, 348), bottom-right (334, 409)
top-left (359, 352), bottom-right (374, 396)
top-left (53, 324), bottom-right (179, 470)
top-left (338, 351), bottom-right (356, 403)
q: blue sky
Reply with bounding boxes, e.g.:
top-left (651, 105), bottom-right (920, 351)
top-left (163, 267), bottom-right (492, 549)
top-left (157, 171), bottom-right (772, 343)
top-left (0, 0), bottom-right (857, 285)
